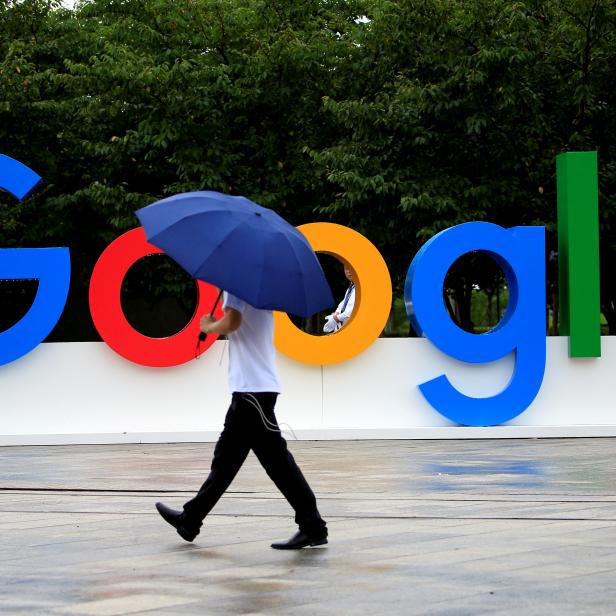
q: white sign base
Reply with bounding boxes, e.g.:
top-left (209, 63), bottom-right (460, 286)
top-left (1, 337), bottom-right (614, 445)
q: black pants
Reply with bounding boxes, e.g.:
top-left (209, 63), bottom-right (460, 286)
top-left (183, 392), bottom-right (327, 538)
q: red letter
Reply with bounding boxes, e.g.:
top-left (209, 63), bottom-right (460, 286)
top-left (89, 228), bottom-right (222, 367)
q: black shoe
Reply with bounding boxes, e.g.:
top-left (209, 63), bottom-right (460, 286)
top-left (155, 502), bottom-right (200, 542)
top-left (271, 531), bottom-right (328, 550)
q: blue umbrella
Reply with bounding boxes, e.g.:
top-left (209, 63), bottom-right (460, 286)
top-left (135, 191), bottom-right (334, 318)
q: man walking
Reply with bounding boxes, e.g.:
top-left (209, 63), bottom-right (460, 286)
top-left (155, 292), bottom-right (328, 549)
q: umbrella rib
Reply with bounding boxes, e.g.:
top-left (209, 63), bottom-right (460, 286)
top-left (141, 198), bottom-right (233, 239)
top-left (195, 219), bottom-right (258, 295)
top-left (150, 210), bottom-right (237, 268)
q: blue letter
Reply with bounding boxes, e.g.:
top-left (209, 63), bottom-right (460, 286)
top-left (405, 222), bottom-right (546, 426)
top-left (0, 154), bottom-right (43, 200)
top-left (0, 155), bottom-right (70, 365)
top-left (0, 249), bottom-right (71, 366)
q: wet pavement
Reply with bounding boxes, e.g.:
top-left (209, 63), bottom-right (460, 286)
top-left (2, 438), bottom-right (616, 615)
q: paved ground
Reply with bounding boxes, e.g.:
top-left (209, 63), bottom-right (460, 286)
top-left (2, 438), bottom-right (616, 615)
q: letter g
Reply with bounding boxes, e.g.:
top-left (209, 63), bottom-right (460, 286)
top-left (405, 222), bottom-right (546, 426)
top-left (0, 154), bottom-right (70, 366)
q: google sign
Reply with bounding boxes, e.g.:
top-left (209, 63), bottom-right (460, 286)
top-left (0, 152), bottom-right (601, 427)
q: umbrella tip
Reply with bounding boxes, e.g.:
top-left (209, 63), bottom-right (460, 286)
top-left (255, 212), bottom-right (262, 217)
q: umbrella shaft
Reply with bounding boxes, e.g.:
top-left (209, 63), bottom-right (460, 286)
top-left (198, 288), bottom-right (224, 342)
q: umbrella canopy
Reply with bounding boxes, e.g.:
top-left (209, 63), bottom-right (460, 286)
top-left (135, 191), bottom-right (334, 318)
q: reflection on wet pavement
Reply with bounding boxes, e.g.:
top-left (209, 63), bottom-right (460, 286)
top-left (2, 438), bottom-right (616, 614)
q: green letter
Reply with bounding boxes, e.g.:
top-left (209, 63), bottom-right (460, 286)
top-left (556, 151), bottom-right (601, 357)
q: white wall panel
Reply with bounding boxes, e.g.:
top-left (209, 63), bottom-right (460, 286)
top-left (1, 337), bottom-right (615, 445)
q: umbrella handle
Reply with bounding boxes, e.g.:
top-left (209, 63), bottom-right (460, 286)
top-left (197, 288), bottom-right (224, 343)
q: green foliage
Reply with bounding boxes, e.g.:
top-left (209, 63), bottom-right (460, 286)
top-left (0, 0), bottom-right (365, 339)
top-left (308, 0), bottom-right (616, 332)
top-left (1, 0), bottom-right (616, 339)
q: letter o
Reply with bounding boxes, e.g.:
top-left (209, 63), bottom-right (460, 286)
top-left (89, 227), bottom-right (222, 367)
top-left (274, 223), bottom-right (392, 364)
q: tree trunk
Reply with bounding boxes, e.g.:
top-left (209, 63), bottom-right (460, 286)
top-left (453, 280), bottom-right (474, 333)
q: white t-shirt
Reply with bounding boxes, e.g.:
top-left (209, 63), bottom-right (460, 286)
top-left (222, 292), bottom-right (281, 394)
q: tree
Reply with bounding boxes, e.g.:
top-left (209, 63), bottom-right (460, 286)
top-left (2, 0), bottom-right (616, 339)
top-left (308, 0), bottom-right (616, 333)
top-left (0, 0), bottom-right (365, 339)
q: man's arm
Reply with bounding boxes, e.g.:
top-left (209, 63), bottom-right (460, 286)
top-left (200, 308), bottom-right (242, 336)
top-left (323, 315), bottom-right (340, 333)
top-left (331, 297), bottom-right (346, 323)
top-left (333, 289), bottom-right (355, 325)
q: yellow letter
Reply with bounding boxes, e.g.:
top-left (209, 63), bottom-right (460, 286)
top-left (274, 223), bottom-right (392, 364)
